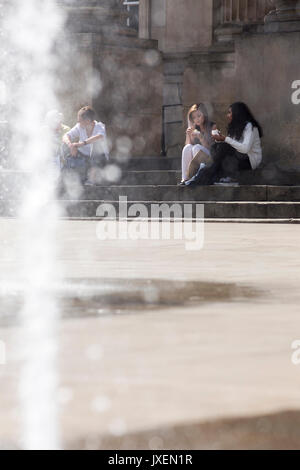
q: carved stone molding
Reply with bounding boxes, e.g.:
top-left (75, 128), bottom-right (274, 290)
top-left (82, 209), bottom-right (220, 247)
top-left (265, 0), bottom-right (300, 23)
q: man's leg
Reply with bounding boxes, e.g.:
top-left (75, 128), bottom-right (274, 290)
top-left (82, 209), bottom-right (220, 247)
top-left (87, 153), bottom-right (107, 184)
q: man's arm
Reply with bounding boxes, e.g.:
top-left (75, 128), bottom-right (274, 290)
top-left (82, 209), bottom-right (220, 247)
top-left (63, 127), bottom-right (80, 156)
top-left (73, 133), bottom-right (104, 148)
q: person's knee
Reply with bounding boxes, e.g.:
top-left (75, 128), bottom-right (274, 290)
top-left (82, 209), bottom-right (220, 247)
top-left (211, 142), bottom-right (232, 162)
top-left (222, 155), bottom-right (238, 174)
top-left (182, 145), bottom-right (193, 164)
top-left (182, 144), bottom-right (193, 154)
top-left (192, 144), bottom-right (202, 157)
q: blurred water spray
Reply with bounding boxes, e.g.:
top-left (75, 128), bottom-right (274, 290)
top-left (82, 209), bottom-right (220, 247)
top-left (2, 0), bottom-right (65, 450)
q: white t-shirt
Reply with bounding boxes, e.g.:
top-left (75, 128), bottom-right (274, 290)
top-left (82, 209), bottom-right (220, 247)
top-left (67, 121), bottom-right (109, 159)
top-left (225, 122), bottom-right (262, 170)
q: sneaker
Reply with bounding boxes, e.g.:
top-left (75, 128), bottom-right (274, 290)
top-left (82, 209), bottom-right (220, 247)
top-left (214, 176), bottom-right (239, 186)
top-left (214, 181), bottom-right (239, 186)
top-left (185, 163), bottom-right (207, 186)
top-left (178, 180), bottom-right (186, 186)
top-left (185, 176), bottom-right (198, 186)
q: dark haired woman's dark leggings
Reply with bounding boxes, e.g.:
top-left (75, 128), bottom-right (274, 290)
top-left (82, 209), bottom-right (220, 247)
top-left (190, 142), bottom-right (252, 185)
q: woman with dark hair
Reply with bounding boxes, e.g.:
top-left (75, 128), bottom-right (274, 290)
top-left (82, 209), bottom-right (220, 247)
top-left (179, 103), bottom-right (216, 185)
top-left (186, 102), bottom-right (263, 186)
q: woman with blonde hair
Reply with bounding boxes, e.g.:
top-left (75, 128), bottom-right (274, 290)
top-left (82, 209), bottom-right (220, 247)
top-left (179, 103), bottom-right (216, 185)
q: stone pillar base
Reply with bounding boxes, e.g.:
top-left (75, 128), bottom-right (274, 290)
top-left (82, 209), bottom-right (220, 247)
top-left (263, 19), bottom-right (300, 33)
top-left (265, 0), bottom-right (300, 23)
top-left (264, 0), bottom-right (300, 32)
top-left (214, 24), bottom-right (244, 43)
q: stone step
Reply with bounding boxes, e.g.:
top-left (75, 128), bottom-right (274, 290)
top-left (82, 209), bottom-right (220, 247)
top-left (119, 156), bottom-right (181, 171)
top-left (0, 169), bottom-right (181, 190)
top-left (0, 168), bottom-right (271, 188)
top-left (107, 166), bottom-right (300, 186)
top-left (113, 169), bottom-right (293, 186)
top-left (2, 199), bottom-right (300, 219)
top-left (112, 170), bottom-right (300, 186)
top-left (63, 200), bottom-right (300, 219)
top-left (109, 158), bottom-right (300, 185)
top-left (73, 185), bottom-right (267, 202)
top-left (83, 170), bottom-right (181, 186)
top-left (2, 176), bottom-right (300, 202)
top-left (116, 170), bottom-right (181, 186)
top-left (1, 164), bottom-right (300, 190)
top-left (59, 184), bottom-right (300, 202)
top-left (1, 167), bottom-right (300, 200)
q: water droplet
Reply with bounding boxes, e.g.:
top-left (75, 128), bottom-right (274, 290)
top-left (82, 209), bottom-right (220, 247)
top-left (91, 396), bottom-right (112, 413)
top-left (108, 418), bottom-right (127, 436)
top-left (144, 49), bottom-right (161, 67)
top-left (85, 344), bottom-right (103, 361)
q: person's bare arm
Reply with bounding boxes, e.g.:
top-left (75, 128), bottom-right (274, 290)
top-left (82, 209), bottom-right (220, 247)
top-left (63, 133), bottom-right (78, 156)
top-left (201, 124), bottom-right (217, 148)
top-left (63, 133), bottom-right (71, 146)
top-left (185, 127), bottom-right (195, 145)
top-left (73, 134), bottom-right (104, 148)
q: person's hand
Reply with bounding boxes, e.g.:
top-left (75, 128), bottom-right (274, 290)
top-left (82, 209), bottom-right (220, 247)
top-left (70, 146), bottom-right (78, 156)
top-left (73, 142), bottom-right (84, 148)
top-left (212, 133), bottom-right (226, 142)
top-left (68, 142), bottom-right (78, 156)
top-left (186, 127), bottom-right (195, 137)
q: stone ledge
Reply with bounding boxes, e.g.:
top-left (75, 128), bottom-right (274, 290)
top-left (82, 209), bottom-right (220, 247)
top-left (2, 199), bottom-right (300, 219)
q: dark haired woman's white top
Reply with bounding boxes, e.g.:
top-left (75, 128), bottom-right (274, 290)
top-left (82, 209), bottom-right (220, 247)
top-left (225, 122), bottom-right (262, 169)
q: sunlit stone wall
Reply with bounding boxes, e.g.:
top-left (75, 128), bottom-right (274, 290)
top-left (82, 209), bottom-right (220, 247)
top-left (182, 0), bottom-right (300, 170)
top-left (55, 0), bottom-right (163, 158)
top-left (140, 0), bottom-right (300, 170)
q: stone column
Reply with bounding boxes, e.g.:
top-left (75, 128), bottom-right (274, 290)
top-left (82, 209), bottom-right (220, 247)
top-left (214, 0), bottom-right (274, 43)
top-left (139, 0), bottom-right (151, 39)
top-left (265, 0), bottom-right (300, 24)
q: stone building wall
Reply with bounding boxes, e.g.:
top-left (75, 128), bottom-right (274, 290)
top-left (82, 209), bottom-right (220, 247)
top-left (56, 0), bottom-right (163, 158)
top-left (180, 1), bottom-right (300, 172)
top-left (235, 31), bottom-right (300, 171)
top-left (59, 0), bottom-right (300, 169)
top-left (139, 0), bottom-right (300, 174)
top-left (139, 0), bottom-right (214, 156)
